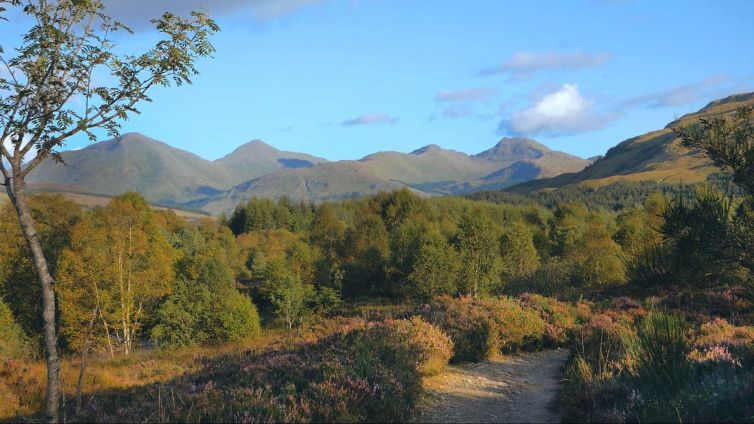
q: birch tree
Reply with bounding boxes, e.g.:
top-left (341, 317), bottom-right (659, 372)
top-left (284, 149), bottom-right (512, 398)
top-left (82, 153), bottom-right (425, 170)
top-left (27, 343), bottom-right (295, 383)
top-left (57, 193), bottom-right (174, 355)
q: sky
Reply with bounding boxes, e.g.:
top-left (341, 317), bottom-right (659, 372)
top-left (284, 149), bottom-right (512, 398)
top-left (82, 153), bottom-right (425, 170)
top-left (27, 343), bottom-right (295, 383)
top-left (2, 0), bottom-right (754, 161)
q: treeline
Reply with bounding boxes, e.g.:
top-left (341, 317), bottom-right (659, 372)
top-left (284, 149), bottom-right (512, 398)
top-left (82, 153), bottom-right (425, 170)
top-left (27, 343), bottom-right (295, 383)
top-left (0, 194), bottom-right (260, 356)
top-left (468, 178), bottom-right (727, 211)
top-left (1, 182), bottom-right (750, 358)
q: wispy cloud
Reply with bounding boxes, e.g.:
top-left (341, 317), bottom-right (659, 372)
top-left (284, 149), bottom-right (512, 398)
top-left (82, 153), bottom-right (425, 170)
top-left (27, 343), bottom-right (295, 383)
top-left (432, 87), bottom-right (498, 120)
top-left (341, 113), bottom-right (397, 126)
top-left (434, 87), bottom-right (498, 103)
top-left (620, 75), bottom-right (752, 109)
top-left (480, 51), bottom-right (611, 77)
top-left (102, 0), bottom-right (324, 29)
top-left (499, 84), bottom-right (618, 136)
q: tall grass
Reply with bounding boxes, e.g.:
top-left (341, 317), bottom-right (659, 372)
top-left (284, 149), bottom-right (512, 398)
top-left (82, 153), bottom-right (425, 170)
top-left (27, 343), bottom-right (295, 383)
top-left (631, 311), bottom-right (691, 391)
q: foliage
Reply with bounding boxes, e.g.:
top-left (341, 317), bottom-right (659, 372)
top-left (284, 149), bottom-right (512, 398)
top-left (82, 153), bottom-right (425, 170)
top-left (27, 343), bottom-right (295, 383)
top-left (71, 320), bottom-right (444, 423)
top-left (0, 195), bottom-right (81, 341)
top-left (0, 299), bottom-right (32, 359)
top-left (518, 293), bottom-right (584, 346)
top-left (456, 211), bottom-right (503, 297)
top-left (407, 228), bottom-right (459, 302)
top-left (150, 277), bottom-right (260, 348)
top-left (631, 312), bottom-right (691, 390)
top-left (381, 317), bottom-right (454, 376)
top-left (420, 296), bottom-right (499, 363)
top-left (57, 193), bottom-right (175, 354)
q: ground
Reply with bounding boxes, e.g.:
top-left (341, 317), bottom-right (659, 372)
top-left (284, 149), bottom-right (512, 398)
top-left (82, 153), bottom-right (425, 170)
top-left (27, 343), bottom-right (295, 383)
top-left (418, 349), bottom-right (569, 423)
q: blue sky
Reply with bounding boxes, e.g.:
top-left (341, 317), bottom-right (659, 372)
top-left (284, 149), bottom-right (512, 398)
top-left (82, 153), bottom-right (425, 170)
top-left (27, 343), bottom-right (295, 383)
top-left (4, 0), bottom-right (754, 161)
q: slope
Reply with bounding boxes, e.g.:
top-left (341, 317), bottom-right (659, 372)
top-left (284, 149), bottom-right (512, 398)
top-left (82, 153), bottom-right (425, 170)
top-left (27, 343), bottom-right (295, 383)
top-left (26, 133), bottom-right (236, 205)
top-left (214, 140), bottom-right (329, 182)
top-left (507, 92), bottom-right (754, 193)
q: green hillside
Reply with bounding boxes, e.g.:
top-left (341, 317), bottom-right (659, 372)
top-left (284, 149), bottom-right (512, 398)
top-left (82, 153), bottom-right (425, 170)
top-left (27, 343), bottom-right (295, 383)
top-left (26, 133), bottom-right (588, 213)
top-left (196, 162), bottom-right (414, 214)
top-left (26, 133), bottom-right (236, 205)
top-left (196, 137), bottom-right (588, 213)
top-left (214, 140), bottom-right (329, 182)
top-left (507, 92), bottom-right (754, 193)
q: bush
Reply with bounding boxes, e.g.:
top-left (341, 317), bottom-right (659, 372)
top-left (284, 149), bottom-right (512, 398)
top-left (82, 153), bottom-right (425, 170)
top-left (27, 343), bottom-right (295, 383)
top-left (420, 296), bottom-right (498, 363)
top-left (482, 296), bottom-right (546, 352)
top-left (572, 313), bottom-right (636, 378)
top-left (518, 293), bottom-right (582, 346)
top-left (76, 321), bottom-right (433, 423)
top-left (151, 280), bottom-right (260, 348)
top-left (381, 317), bottom-right (453, 375)
top-left (0, 300), bottom-right (32, 359)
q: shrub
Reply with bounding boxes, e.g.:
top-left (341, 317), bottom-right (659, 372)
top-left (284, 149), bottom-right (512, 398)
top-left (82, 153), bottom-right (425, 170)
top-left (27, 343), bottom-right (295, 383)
top-left (0, 300), bottom-right (32, 359)
top-left (694, 317), bottom-right (754, 348)
top-left (420, 296), bottom-right (498, 363)
top-left (381, 317), bottom-right (453, 375)
top-left (151, 280), bottom-right (261, 348)
top-left (482, 296), bottom-right (546, 352)
top-left (693, 317), bottom-right (754, 365)
top-left (572, 313), bottom-right (636, 378)
top-left (518, 293), bottom-right (582, 346)
top-left (75, 321), bottom-right (435, 423)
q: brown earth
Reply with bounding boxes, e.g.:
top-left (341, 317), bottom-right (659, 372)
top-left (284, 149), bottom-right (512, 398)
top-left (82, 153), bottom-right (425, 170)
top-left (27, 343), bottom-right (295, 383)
top-left (418, 349), bottom-right (569, 423)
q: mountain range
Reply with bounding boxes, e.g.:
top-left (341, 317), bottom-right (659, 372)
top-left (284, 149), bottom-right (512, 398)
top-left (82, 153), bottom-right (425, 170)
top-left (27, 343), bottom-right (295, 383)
top-left (27, 134), bottom-right (588, 214)
top-left (26, 92), bottom-right (754, 214)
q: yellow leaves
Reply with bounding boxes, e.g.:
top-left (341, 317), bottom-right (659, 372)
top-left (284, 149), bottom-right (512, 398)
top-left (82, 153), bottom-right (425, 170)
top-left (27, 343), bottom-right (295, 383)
top-left (56, 193), bottom-right (176, 353)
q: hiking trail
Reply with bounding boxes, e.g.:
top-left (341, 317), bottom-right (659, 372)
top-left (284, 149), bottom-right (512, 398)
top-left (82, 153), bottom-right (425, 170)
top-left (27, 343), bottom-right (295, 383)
top-left (418, 349), bottom-right (569, 423)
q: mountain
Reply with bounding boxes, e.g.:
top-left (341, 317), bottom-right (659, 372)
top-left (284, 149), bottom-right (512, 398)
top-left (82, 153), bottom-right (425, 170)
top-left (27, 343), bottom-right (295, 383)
top-left (507, 92), bottom-right (754, 194)
top-left (27, 133), bottom-right (588, 213)
top-left (27, 133), bottom-right (236, 205)
top-left (214, 140), bottom-right (328, 182)
top-left (192, 137), bottom-right (589, 213)
top-left (196, 162), bottom-right (414, 215)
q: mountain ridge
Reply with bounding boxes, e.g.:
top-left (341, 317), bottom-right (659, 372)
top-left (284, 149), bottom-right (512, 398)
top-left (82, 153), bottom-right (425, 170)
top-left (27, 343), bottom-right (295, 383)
top-left (27, 133), bottom-right (588, 213)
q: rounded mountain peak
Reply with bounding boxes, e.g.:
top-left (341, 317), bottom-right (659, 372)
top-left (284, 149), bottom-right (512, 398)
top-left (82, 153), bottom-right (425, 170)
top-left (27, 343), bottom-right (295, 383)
top-left (410, 144), bottom-right (443, 155)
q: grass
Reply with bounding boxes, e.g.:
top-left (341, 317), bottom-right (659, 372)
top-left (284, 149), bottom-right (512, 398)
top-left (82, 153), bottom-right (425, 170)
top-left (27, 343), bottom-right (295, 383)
top-left (0, 330), bottom-right (286, 420)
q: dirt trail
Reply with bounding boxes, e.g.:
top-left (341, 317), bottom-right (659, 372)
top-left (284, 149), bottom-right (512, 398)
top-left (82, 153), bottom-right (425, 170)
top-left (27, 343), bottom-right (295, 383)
top-left (418, 349), bottom-right (569, 423)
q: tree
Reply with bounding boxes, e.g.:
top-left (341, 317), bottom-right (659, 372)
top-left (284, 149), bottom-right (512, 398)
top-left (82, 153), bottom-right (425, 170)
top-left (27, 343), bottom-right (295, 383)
top-left (261, 262), bottom-right (314, 334)
top-left (499, 222), bottom-right (540, 282)
top-left (0, 1), bottom-right (218, 419)
top-left (456, 211), bottom-right (502, 297)
top-left (408, 228), bottom-right (459, 302)
top-left (675, 105), bottom-right (754, 272)
top-left (56, 193), bottom-right (175, 355)
top-left (342, 214), bottom-right (389, 297)
top-left (0, 195), bottom-right (81, 340)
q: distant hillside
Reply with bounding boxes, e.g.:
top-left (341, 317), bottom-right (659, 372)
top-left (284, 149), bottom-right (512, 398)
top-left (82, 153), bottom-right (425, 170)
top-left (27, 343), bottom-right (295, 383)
top-left (215, 140), bottom-right (328, 182)
top-left (26, 133), bottom-right (587, 214)
top-left (507, 92), bottom-right (754, 194)
top-left (196, 162), bottom-right (415, 215)
top-left (193, 137), bottom-right (588, 213)
top-left (27, 133), bottom-right (236, 206)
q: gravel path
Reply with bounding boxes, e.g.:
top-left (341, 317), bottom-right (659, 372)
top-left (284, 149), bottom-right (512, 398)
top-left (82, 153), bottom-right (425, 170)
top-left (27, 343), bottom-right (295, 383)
top-left (418, 349), bottom-right (570, 423)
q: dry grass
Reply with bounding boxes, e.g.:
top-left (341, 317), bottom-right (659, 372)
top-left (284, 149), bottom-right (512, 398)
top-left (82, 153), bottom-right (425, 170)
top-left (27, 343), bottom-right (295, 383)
top-left (0, 330), bottom-right (286, 420)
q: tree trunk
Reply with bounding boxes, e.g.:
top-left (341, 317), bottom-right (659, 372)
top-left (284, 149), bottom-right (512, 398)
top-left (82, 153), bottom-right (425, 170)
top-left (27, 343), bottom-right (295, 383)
top-left (6, 179), bottom-right (61, 423)
top-left (76, 306), bottom-right (98, 417)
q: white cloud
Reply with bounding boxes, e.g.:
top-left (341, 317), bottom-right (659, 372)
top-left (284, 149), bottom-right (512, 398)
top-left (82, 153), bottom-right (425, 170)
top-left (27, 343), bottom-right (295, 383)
top-left (499, 84), bottom-right (615, 136)
top-left (341, 113), bottom-right (397, 126)
top-left (434, 87), bottom-right (498, 102)
top-left (480, 51), bottom-right (610, 77)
